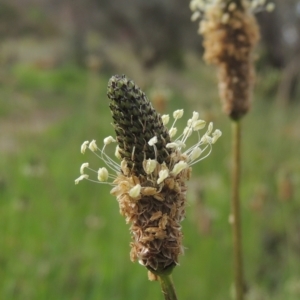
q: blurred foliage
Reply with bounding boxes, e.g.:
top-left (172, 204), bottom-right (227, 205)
top-left (0, 2), bottom-right (57, 38)
top-left (0, 58), bottom-right (299, 299)
top-left (0, 1), bottom-right (299, 298)
top-left (12, 65), bottom-right (88, 94)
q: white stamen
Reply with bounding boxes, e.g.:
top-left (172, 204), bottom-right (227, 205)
top-left (201, 135), bottom-right (212, 144)
top-left (148, 136), bottom-right (158, 146)
top-left (171, 161), bottom-right (188, 176)
top-left (189, 0), bottom-right (198, 11)
top-left (193, 120), bottom-right (206, 131)
top-left (191, 11), bottom-right (201, 21)
top-left (157, 169), bottom-right (169, 184)
top-left (89, 140), bottom-right (98, 152)
top-left (169, 127), bottom-right (177, 138)
top-left (175, 140), bottom-right (186, 148)
top-left (190, 147), bottom-right (202, 162)
top-left (129, 184), bottom-right (141, 198)
top-left (192, 111), bottom-right (199, 121)
top-left (166, 142), bottom-right (178, 149)
top-left (75, 174), bottom-right (89, 184)
top-left (173, 109), bottom-right (184, 119)
top-left (81, 141), bottom-right (89, 154)
top-left (104, 136), bottom-right (116, 145)
top-left (144, 159), bottom-right (157, 174)
top-left (76, 107), bottom-right (222, 186)
top-left (121, 160), bottom-right (129, 175)
top-left (97, 167), bottom-right (109, 182)
top-left (80, 162), bottom-right (89, 175)
top-left (183, 127), bottom-right (193, 137)
top-left (161, 114), bottom-right (170, 125)
top-left (115, 145), bottom-right (122, 160)
top-left (207, 122), bottom-right (213, 135)
top-left (212, 129), bottom-right (222, 144)
top-left (266, 2), bottom-right (275, 12)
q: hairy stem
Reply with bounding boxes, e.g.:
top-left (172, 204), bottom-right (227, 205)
top-left (231, 120), bottom-right (244, 300)
top-left (158, 274), bottom-right (178, 300)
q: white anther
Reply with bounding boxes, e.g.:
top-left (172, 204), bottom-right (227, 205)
top-left (148, 136), bottom-right (158, 146)
top-left (121, 160), bottom-right (129, 175)
top-left (189, 0), bottom-right (198, 11)
top-left (104, 136), bottom-right (116, 145)
top-left (201, 135), bottom-right (212, 144)
top-left (75, 174), bottom-right (89, 184)
top-left (144, 159), bottom-right (157, 174)
top-left (166, 142), bottom-right (178, 149)
top-left (80, 163), bottom-right (89, 175)
top-left (89, 140), bottom-right (98, 152)
top-left (173, 109), bottom-right (184, 119)
top-left (207, 122), bottom-right (213, 135)
top-left (193, 120), bottom-right (206, 131)
top-left (266, 2), bottom-right (275, 12)
top-left (115, 145), bottom-right (122, 160)
top-left (169, 127), bottom-right (177, 138)
top-left (171, 161), bottom-right (188, 175)
top-left (161, 114), bottom-right (170, 125)
top-left (129, 184), bottom-right (141, 198)
top-left (175, 140), bottom-right (186, 148)
top-left (157, 169), bottom-right (169, 184)
top-left (212, 129), bottom-right (222, 144)
top-left (97, 167), bottom-right (109, 182)
top-left (190, 147), bottom-right (202, 161)
top-left (192, 111), bottom-right (199, 121)
top-left (191, 11), bottom-right (201, 21)
top-left (81, 141), bottom-right (89, 154)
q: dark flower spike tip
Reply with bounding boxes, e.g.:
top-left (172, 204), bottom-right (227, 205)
top-left (107, 74), bottom-right (172, 176)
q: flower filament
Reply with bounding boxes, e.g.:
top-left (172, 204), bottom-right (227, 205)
top-left (75, 109), bottom-right (221, 187)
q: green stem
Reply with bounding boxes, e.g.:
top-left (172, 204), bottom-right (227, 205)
top-left (231, 120), bottom-right (244, 300)
top-left (158, 274), bottom-right (178, 300)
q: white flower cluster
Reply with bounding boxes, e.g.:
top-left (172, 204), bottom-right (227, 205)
top-left (190, 0), bottom-right (275, 23)
top-left (75, 109), bottom-right (222, 187)
top-left (161, 109), bottom-right (221, 164)
top-left (75, 136), bottom-right (119, 185)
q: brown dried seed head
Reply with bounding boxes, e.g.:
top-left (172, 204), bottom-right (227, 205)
top-left (200, 4), bottom-right (260, 120)
top-left (112, 151), bottom-right (188, 274)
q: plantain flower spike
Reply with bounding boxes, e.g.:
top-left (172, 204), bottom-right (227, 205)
top-left (75, 74), bottom-right (222, 277)
top-left (190, 0), bottom-right (275, 120)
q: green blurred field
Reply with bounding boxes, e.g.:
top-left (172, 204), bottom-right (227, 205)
top-left (0, 62), bottom-right (299, 300)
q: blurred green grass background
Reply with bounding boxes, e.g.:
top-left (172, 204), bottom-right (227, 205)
top-left (0, 60), bottom-right (299, 300)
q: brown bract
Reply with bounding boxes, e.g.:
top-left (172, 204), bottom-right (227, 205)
top-left (110, 152), bottom-right (191, 274)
